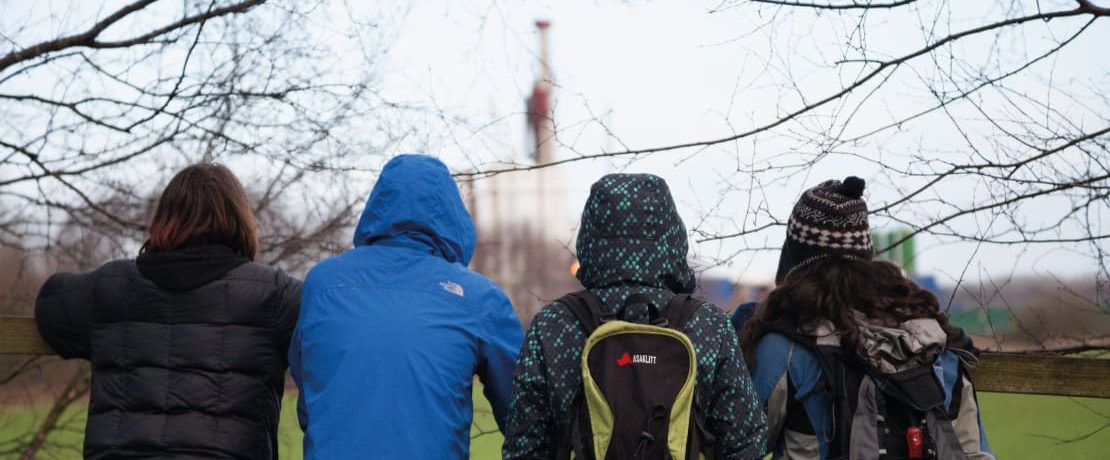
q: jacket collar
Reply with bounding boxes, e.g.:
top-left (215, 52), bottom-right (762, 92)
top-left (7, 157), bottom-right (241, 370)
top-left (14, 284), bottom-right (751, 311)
top-left (136, 245), bottom-right (249, 291)
top-left (801, 310), bottom-right (946, 373)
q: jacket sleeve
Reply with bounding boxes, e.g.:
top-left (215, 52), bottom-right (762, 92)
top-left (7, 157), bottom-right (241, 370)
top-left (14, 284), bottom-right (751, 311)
top-left (34, 271), bottom-right (96, 360)
top-left (703, 308), bottom-right (769, 460)
top-left (953, 374), bottom-right (995, 459)
top-left (287, 275), bottom-right (308, 431)
top-left (289, 322), bottom-right (308, 431)
top-left (475, 287), bottom-right (524, 431)
top-left (275, 273), bottom-right (303, 367)
top-left (751, 335), bottom-right (794, 457)
top-left (502, 306), bottom-right (559, 460)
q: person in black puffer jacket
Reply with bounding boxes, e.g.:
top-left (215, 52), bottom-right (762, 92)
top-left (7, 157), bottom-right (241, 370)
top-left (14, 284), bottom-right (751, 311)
top-left (35, 164), bottom-right (301, 460)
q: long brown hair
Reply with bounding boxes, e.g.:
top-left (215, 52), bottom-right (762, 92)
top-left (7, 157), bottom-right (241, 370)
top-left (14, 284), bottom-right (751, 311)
top-left (739, 256), bottom-right (961, 369)
top-left (142, 163), bottom-right (258, 259)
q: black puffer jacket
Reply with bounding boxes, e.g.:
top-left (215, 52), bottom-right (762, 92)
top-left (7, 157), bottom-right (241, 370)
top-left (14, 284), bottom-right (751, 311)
top-left (35, 246), bottom-right (301, 459)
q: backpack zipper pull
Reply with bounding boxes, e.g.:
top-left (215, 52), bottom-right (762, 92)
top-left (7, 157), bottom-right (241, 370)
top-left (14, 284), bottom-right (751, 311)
top-left (906, 426), bottom-right (924, 459)
top-left (633, 404), bottom-right (667, 459)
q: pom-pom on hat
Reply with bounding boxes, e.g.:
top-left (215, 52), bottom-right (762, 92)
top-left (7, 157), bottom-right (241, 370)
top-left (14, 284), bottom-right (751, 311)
top-left (775, 176), bottom-right (873, 284)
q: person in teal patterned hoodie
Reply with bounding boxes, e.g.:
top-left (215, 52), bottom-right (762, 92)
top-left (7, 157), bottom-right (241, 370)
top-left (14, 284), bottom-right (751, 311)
top-left (503, 173), bottom-right (767, 459)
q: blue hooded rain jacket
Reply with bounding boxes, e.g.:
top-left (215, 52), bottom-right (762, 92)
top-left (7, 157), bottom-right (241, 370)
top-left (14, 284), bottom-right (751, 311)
top-left (289, 154), bottom-right (524, 459)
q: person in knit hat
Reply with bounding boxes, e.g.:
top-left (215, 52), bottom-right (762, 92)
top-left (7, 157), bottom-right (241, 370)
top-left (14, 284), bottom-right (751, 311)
top-left (775, 176), bottom-right (872, 283)
top-left (731, 177), bottom-right (994, 460)
top-left (730, 177), bottom-right (872, 330)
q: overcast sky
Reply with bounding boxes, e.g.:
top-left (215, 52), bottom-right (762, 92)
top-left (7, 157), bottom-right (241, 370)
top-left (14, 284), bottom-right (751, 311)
top-left (3, 0), bottom-right (1107, 285)
top-left (364, 0), bottom-right (1109, 284)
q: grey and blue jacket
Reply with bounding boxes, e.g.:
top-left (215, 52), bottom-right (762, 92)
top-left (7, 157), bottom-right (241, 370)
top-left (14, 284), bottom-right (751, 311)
top-left (741, 305), bottom-right (995, 460)
top-left (503, 174), bottom-right (768, 459)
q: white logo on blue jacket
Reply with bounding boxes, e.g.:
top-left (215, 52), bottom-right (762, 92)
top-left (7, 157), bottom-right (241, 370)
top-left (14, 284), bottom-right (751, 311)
top-left (441, 281), bottom-right (464, 297)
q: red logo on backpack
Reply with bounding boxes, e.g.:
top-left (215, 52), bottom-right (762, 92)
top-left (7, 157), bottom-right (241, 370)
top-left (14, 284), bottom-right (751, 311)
top-left (617, 351), bottom-right (632, 367)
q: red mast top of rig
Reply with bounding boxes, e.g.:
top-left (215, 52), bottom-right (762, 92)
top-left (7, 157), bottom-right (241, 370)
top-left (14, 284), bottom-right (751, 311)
top-left (527, 20), bottom-right (554, 164)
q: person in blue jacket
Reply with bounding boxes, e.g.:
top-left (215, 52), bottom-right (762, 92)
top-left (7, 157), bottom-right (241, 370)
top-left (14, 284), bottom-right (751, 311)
top-left (289, 154), bottom-right (524, 459)
top-left (734, 177), bottom-right (994, 459)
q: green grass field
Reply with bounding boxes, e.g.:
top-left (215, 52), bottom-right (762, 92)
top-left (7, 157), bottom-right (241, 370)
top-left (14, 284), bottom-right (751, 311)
top-left (270, 385), bottom-right (507, 459)
top-left (2, 387), bottom-right (1107, 459)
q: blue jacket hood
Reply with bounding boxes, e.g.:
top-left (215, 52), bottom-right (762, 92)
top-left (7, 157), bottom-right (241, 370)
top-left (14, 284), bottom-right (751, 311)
top-left (353, 154), bottom-right (476, 265)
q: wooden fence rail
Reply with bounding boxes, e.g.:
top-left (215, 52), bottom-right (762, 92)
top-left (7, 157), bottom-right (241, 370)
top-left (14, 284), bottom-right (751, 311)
top-left (1, 316), bottom-right (1108, 398)
top-left (0, 317), bottom-right (51, 356)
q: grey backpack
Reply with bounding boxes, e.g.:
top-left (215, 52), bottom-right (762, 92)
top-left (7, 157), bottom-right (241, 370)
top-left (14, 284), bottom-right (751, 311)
top-left (770, 321), bottom-right (971, 460)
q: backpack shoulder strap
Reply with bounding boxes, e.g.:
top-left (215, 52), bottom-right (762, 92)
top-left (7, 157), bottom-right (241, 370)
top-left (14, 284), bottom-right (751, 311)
top-left (559, 290), bottom-right (605, 335)
top-left (663, 293), bottom-right (700, 330)
top-left (764, 321), bottom-right (835, 396)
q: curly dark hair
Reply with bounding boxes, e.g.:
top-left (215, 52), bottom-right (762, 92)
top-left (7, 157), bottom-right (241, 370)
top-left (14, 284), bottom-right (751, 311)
top-left (739, 256), bottom-right (963, 369)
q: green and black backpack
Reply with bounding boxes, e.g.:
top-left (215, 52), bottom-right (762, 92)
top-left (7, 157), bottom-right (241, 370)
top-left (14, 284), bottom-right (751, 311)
top-left (554, 290), bottom-right (717, 460)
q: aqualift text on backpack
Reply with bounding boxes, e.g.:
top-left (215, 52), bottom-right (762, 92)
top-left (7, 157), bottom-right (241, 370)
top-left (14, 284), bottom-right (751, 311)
top-left (616, 351), bottom-right (657, 367)
top-left (557, 290), bottom-right (718, 460)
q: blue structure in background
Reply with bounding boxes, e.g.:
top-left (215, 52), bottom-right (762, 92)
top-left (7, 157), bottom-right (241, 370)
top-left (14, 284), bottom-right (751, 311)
top-left (696, 276), bottom-right (735, 309)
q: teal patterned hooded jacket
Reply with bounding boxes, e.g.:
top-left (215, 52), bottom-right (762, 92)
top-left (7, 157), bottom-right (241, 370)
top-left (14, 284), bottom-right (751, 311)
top-left (503, 174), bottom-right (767, 459)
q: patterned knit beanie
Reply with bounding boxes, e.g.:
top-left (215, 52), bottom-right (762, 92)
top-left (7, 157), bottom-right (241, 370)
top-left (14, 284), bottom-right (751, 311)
top-left (775, 176), bottom-right (873, 284)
